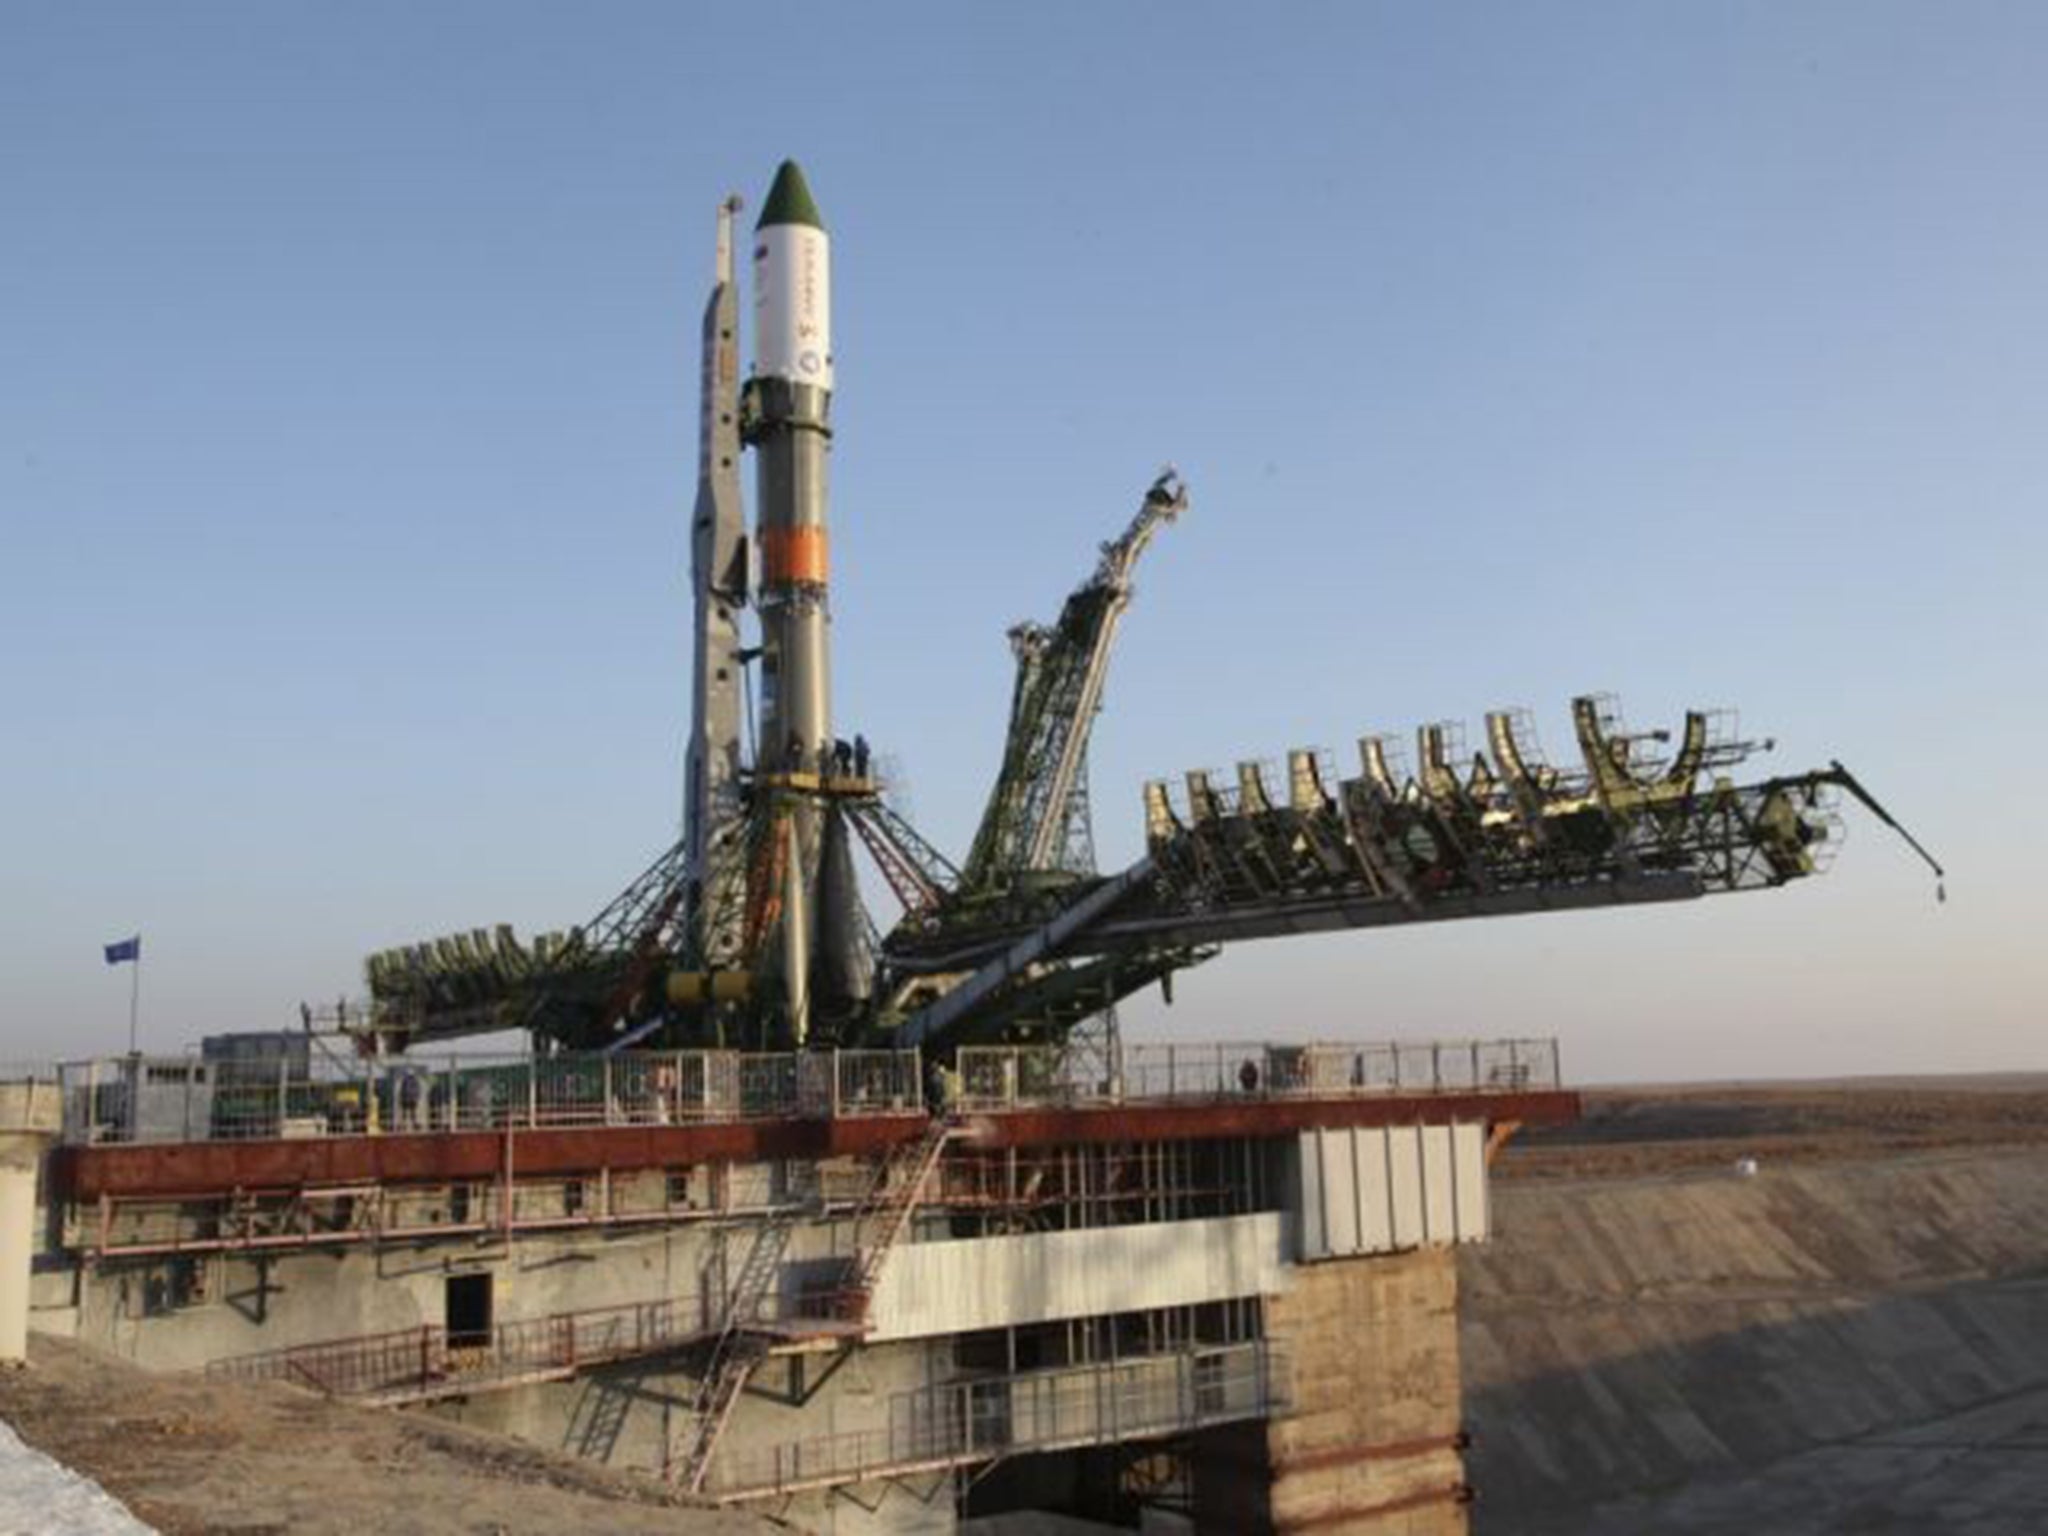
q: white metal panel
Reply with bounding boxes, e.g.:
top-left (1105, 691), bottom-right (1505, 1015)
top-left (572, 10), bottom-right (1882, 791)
top-left (1288, 1121), bottom-right (1494, 1261)
top-left (1388, 1127), bottom-right (1425, 1249)
top-left (1422, 1124), bottom-right (1457, 1243)
top-left (867, 1212), bottom-right (1288, 1341)
top-left (1358, 1127), bottom-right (1395, 1253)
top-left (1320, 1127), bottom-right (1361, 1258)
top-left (1454, 1122), bottom-right (1490, 1241)
top-left (1297, 1132), bottom-right (1328, 1261)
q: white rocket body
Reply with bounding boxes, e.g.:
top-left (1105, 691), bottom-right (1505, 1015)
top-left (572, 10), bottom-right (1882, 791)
top-left (752, 222), bottom-right (833, 391)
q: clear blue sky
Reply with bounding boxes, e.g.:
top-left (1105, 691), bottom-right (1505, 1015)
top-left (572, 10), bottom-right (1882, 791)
top-left (4, 2), bottom-right (2042, 1080)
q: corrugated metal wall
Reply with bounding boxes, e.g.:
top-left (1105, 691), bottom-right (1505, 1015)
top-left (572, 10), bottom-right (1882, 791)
top-left (1294, 1123), bottom-right (1488, 1260)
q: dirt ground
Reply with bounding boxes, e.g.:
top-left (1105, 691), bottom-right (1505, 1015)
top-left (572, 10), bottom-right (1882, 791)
top-left (1499, 1074), bottom-right (2048, 1180)
top-left (0, 1335), bottom-right (773, 1536)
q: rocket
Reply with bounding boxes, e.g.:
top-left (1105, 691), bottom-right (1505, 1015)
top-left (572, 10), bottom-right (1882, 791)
top-left (675, 162), bottom-right (866, 1047)
top-left (742, 161), bottom-right (866, 1042)
top-left (748, 160), bottom-right (835, 776)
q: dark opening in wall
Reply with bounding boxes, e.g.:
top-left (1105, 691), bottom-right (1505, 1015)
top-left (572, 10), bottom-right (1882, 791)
top-left (446, 1271), bottom-right (493, 1348)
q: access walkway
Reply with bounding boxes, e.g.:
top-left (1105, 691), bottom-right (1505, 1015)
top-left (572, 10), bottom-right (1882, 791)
top-left (707, 1340), bottom-right (1287, 1502)
top-left (206, 1295), bottom-right (862, 1407)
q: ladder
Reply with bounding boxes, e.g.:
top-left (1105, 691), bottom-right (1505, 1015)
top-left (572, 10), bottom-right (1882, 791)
top-left (674, 1120), bottom-right (952, 1493)
top-left (675, 1212), bottom-right (796, 1492)
top-left (839, 1114), bottom-right (955, 1322)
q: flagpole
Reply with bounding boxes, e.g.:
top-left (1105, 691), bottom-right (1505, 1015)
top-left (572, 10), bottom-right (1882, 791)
top-left (128, 951), bottom-right (140, 1056)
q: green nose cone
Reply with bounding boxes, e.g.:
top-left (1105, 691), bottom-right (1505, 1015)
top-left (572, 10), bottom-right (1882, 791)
top-left (757, 160), bottom-right (825, 231)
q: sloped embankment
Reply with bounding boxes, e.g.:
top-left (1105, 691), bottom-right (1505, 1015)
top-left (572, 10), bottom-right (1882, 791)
top-left (1461, 1148), bottom-right (2048, 1533)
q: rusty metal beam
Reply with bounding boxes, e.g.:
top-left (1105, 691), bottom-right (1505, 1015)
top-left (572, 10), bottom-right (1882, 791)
top-left (56, 1092), bottom-right (1578, 1202)
top-left (961, 1091), bottom-right (1580, 1151)
top-left (55, 1114), bottom-right (926, 1200)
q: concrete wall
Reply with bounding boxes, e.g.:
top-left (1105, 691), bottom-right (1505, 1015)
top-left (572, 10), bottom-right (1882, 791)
top-left (1462, 1148), bottom-right (2048, 1533)
top-left (1268, 1248), bottom-right (1469, 1536)
top-left (1192, 1249), bottom-right (1469, 1535)
top-left (67, 1161), bottom-right (863, 1371)
top-left (869, 1214), bottom-right (1288, 1341)
top-left (74, 1217), bottom-right (737, 1372)
top-left (66, 1165), bottom-right (1288, 1370)
top-left (436, 1338), bottom-right (957, 1535)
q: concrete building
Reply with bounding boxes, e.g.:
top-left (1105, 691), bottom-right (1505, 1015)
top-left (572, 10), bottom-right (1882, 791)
top-left (31, 1036), bottom-right (1567, 1533)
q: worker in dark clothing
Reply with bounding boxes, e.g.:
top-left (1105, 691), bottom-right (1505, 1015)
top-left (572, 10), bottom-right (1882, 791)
top-left (853, 734), bottom-right (871, 778)
top-left (833, 738), bottom-right (854, 777)
top-left (787, 733), bottom-right (806, 772)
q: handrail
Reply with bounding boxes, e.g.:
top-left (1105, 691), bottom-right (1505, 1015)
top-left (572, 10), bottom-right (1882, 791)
top-left (61, 1035), bottom-right (1561, 1148)
top-left (709, 1339), bottom-right (1285, 1500)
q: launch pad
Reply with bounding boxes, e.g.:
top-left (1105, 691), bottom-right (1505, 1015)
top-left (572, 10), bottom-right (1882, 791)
top-left (16, 160), bottom-right (1943, 1534)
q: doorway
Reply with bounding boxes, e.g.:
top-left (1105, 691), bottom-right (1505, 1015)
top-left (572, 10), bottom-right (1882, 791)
top-left (445, 1271), bottom-right (493, 1349)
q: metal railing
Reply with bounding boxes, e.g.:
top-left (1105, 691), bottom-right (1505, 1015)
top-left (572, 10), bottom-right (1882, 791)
top-left (208, 1299), bottom-right (700, 1403)
top-left (709, 1340), bottom-right (1287, 1499)
top-left (60, 1048), bottom-right (922, 1147)
top-left (57, 1036), bottom-right (1560, 1147)
top-left (953, 1037), bottom-right (1559, 1112)
top-left (205, 1287), bottom-right (863, 1405)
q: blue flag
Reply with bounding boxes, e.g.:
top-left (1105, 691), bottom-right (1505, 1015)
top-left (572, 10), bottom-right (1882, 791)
top-left (103, 936), bottom-right (140, 966)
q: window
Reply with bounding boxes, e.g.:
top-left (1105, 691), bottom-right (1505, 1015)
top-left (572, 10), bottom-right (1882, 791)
top-left (445, 1272), bottom-right (493, 1349)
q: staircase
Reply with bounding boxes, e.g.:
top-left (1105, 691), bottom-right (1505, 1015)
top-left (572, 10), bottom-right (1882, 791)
top-left (674, 1211), bottom-right (799, 1492)
top-left (674, 1118), bottom-right (953, 1493)
top-left (839, 1114), bottom-right (955, 1323)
